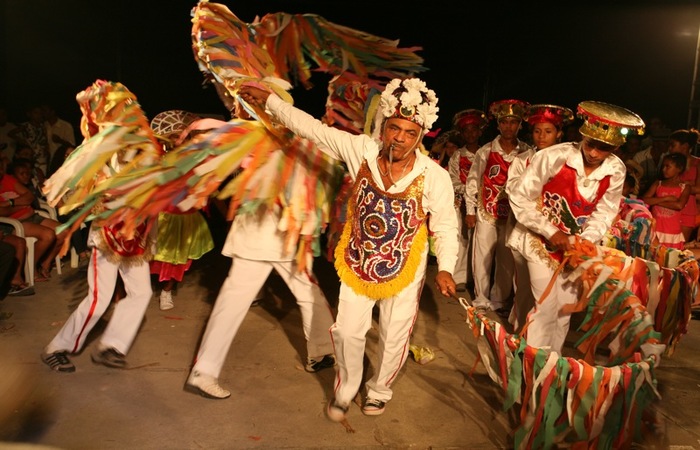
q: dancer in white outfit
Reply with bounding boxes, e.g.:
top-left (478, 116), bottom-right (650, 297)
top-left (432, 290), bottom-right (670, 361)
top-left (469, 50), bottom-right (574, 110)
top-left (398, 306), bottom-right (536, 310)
top-left (240, 77), bottom-right (459, 421)
top-left (464, 100), bottom-right (531, 314)
top-left (506, 104), bottom-right (573, 331)
top-left (448, 109), bottom-right (487, 291)
top-left (507, 101), bottom-right (644, 353)
top-left (185, 100), bottom-right (337, 400)
top-left (41, 154), bottom-right (155, 372)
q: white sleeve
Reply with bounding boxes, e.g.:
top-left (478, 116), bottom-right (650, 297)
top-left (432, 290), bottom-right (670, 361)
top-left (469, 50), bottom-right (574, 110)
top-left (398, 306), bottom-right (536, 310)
top-left (508, 149), bottom-right (564, 239)
top-left (447, 151), bottom-right (464, 196)
top-left (425, 167), bottom-right (459, 274)
top-left (266, 95), bottom-right (372, 176)
top-left (464, 146), bottom-right (488, 215)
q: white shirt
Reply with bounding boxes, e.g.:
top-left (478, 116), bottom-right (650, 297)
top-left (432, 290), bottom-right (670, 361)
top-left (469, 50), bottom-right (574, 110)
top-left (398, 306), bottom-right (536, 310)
top-left (464, 136), bottom-right (531, 218)
top-left (447, 146), bottom-right (476, 197)
top-left (507, 142), bottom-right (625, 262)
top-left (223, 210), bottom-right (291, 261)
top-left (266, 94), bottom-right (459, 275)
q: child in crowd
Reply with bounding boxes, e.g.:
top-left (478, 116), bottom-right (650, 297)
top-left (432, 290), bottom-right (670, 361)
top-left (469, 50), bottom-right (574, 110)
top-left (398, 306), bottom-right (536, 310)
top-left (642, 152), bottom-right (690, 250)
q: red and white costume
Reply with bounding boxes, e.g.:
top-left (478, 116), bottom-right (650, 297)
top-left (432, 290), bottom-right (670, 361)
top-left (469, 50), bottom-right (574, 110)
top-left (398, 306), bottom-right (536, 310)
top-left (508, 142), bottom-right (625, 352)
top-left (448, 146), bottom-right (476, 286)
top-left (464, 136), bottom-right (530, 309)
top-left (266, 94), bottom-right (458, 406)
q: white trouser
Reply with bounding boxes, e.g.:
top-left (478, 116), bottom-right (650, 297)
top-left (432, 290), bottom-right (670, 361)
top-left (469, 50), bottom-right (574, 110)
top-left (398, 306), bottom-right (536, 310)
top-left (330, 257), bottom-right (427, 405)
top-left (193, 257), bottom-right (334, 378)
top-left (46, 247), bottom-right (152, 355)
top-left (453, 213), bottom-right (472, 286)
top-left (510, 250), bottom-right (535, 333)
top-left (523, 259), bottom-right (579, 353)
top-left (471, 218), bottom-right (513, 309)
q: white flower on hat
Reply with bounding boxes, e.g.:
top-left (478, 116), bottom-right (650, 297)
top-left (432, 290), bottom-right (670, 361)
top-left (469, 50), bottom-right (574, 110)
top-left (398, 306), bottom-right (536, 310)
top-left (380, 94), bottom-right (399, 118)
top-left (378, 77), bottom-right (439, 132)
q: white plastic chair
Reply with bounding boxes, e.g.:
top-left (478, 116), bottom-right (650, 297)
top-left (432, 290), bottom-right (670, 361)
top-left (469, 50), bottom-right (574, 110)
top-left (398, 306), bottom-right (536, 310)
top-left (0, 217), bottom-right (38, 287)
top-left (38, 199), bottom-right (81, 269)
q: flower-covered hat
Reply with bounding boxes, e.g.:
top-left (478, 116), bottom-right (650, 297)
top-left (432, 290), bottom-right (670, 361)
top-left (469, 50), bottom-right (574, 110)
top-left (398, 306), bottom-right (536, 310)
top-left (577, 101), bottom-right (645, 146)
top-left (452, 109), bottom-right (488, 130)
top-left (488, 99), bottom-right (529, 121)
top-left (377, 78), bottom-right (439, 132)
top-left (526, 104), bottom-right (574, 129)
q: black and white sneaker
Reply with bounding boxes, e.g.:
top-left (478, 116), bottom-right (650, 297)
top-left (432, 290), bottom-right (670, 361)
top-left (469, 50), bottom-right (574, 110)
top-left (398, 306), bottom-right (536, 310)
top-left (305, 354), bottom-right (336, 373)
top-left (91, 348), bottom-right (127, 369)
top-left (362, 398), bottom-right (387, 416)
top-left (41, 351), bottom-right (75, 372)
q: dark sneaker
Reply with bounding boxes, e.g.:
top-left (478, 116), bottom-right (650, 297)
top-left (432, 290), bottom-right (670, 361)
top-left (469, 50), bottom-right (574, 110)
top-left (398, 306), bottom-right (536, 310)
top-left (305, 354), bottom-right (336, 373)
top-left (91, 348), bottom-right (127, 369)
top-left (326, 399), bottom-right (349, 422)
top-left (362, 398), bottom-right (387, 416)
top-left (41, 351), bottom-right (75, 372)
top-left (8, 285), bottom-right (35, 296)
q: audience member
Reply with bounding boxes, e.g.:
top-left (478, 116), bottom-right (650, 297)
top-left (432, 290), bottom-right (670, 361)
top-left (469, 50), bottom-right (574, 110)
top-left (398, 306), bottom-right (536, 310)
top-left (0, 108), bottom-right (17, 163)
top-left (667, 129), bottom-right (700, 242)
top-left (8, 106), bottom-right (50, 175)
top-left (41, 105), bottom-right (76, 175)
top-left (0, 157), bottom-right (64, 281)
top-left (641, 152), bottom-right (690, 250)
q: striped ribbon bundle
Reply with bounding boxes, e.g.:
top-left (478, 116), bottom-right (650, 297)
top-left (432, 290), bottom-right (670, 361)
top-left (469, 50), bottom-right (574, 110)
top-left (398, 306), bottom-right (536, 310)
top-left (463, 234), bottom-right (698, 449)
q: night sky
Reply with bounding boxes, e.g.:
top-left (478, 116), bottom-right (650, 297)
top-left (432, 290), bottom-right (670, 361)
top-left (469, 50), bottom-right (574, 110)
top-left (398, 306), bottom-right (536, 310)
top-left (3, 1), bottom-right (700, 136)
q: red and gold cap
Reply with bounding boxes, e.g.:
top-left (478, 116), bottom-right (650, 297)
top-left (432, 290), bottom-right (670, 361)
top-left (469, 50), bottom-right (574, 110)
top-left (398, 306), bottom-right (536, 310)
top-left (488, 99), bottom-right (529, 121)
top-left (577, 101), bottom-right (645, 146)
top-left (452, 109), bottom-right (488, 130)
top-left (526, 104), bottom-right (574, 128)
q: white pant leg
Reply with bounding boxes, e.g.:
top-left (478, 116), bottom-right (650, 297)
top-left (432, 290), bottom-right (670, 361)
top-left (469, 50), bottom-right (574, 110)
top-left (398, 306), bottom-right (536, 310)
top-left (193, 257), bottom-right (273, 378)
top-left (511, 249), bottom-right (535, 332)
top-left (453, 213), bottom-right (469, 285)
top-left (490, 220), bottom-right (514, 308)
top-left (99, 259), bottom-right (153, 354)
top-left (45, 248), bottom-right (120, 354)
top-left (524, 260), bottom-right (578, 353)
top-left (472, 219), bottom-right (498, 304)
top-left (330, 283), bottom-right (376, 406)
top-left (365, 270), bottom-right (425, 402)
top-left (271, 261), bottom-right (334, 359)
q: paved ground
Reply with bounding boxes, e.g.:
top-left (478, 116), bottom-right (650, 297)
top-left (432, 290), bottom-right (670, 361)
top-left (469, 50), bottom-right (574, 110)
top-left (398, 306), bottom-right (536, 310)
top-left (0, 231), bottom-right (699, 449)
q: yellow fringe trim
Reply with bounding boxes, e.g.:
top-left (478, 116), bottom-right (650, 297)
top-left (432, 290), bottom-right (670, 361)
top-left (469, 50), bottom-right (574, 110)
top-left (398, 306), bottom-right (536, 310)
top-left (334, 219), bottom-right (428, 300)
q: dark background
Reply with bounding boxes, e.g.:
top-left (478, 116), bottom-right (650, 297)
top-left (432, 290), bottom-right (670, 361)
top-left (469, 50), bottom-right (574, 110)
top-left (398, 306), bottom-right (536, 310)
top-left (2, 0), bottom-right (700, 136)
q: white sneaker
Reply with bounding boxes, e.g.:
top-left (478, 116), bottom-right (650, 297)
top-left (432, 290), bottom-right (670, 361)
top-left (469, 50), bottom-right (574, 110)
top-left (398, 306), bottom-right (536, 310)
top-left (160, 290), bottom-right (174, 310)
top-left (185, 370), bottom-right (231, 399)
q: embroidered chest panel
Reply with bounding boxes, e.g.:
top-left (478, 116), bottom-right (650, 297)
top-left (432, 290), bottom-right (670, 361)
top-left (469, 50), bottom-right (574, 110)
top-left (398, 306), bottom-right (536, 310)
top-left (335, 161), bottom-right (428, 298)
top-left (534, 164), bottom-right (610, 265)
top-left (479, 151), bottom-right (512, 221)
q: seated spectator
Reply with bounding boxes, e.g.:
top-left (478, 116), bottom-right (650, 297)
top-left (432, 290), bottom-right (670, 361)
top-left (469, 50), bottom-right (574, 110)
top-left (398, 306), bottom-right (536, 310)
top-left (13, 145), bottom-right (46, 191)
top-left (0, 157), bottom-right (65, 281)
top-left (10, 158), bottom-right (43, 209)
